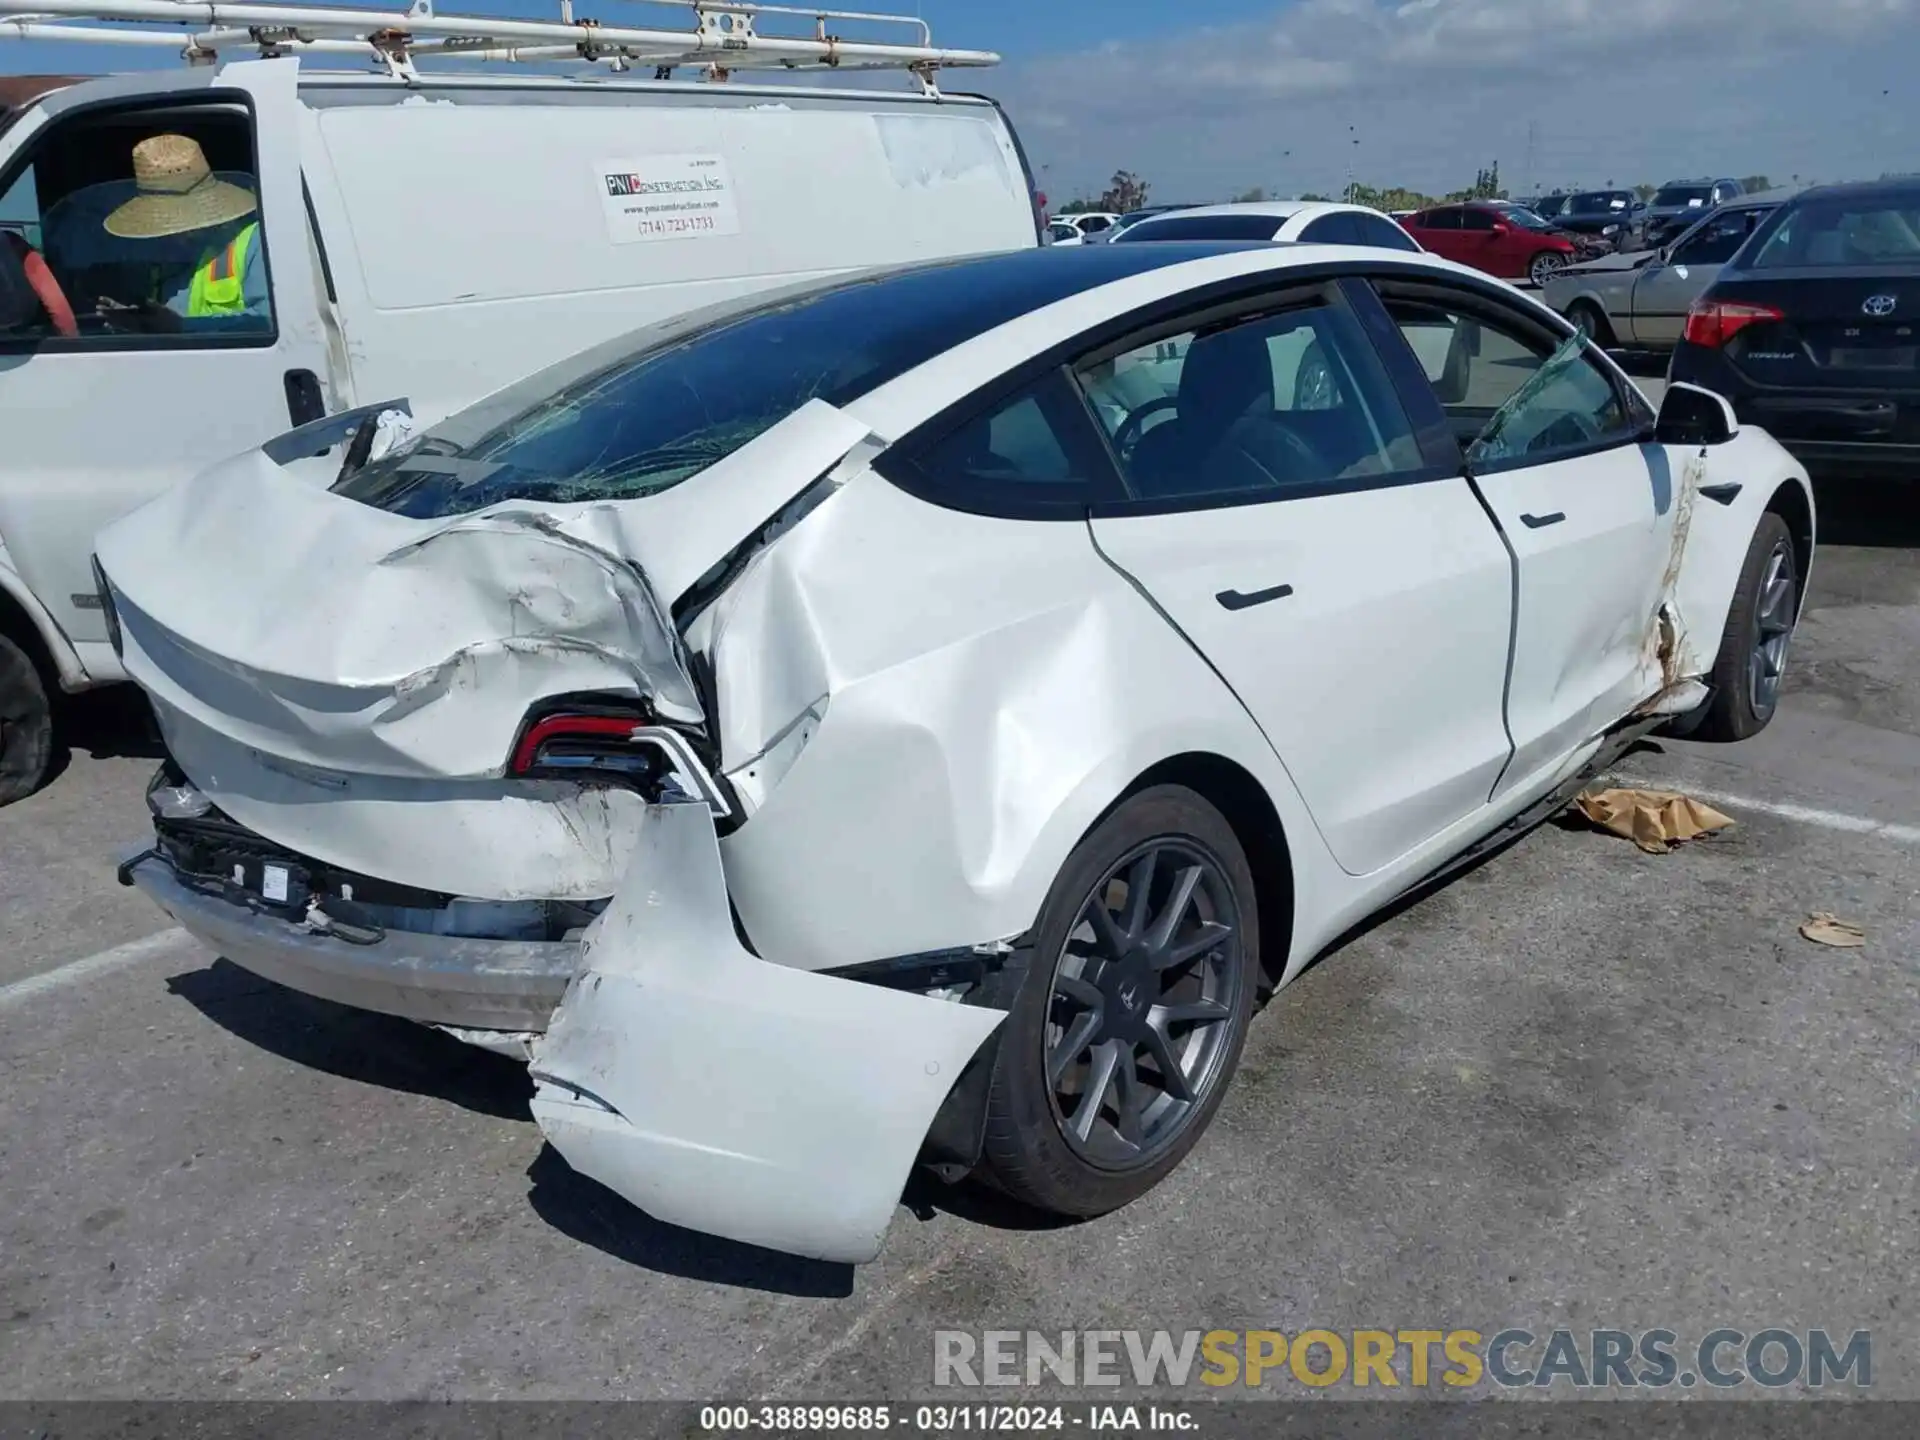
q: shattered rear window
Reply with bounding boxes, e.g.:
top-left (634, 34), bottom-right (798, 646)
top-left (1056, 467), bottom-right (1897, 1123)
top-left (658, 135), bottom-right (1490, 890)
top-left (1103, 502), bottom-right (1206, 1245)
top-left (332, 246), bottom-right (1217, 519)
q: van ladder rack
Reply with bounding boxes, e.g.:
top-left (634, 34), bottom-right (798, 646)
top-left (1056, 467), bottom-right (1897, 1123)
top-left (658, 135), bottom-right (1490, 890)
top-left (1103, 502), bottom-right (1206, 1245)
top-left (0, 0), bottom-right (997, 90)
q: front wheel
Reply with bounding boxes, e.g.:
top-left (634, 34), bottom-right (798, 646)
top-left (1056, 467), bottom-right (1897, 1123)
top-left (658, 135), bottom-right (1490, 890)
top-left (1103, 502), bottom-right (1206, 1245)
top-left (1569, 300), bottom-right (1616, 349)
top-left (978, 786), bottom-right (1260, 1218)
top-left (0, 633), bottom-right (55, 806)
top-left (1692, 512), bottom-right (1800, 743)
top-left (1528, 250), bottom-right (1568, 287)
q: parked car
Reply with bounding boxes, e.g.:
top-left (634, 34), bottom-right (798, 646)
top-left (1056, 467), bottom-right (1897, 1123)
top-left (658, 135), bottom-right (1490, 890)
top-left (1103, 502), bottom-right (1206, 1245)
top-left (1543, 190), bottom-right (1796, 352)
top-left (1047, 211), bottom-right (1121, 245)
top-left (1670, 177), bottom-right (1920, 478)
top-left (1112, 200), bottom-right (1423, 252)
top-left (1489, 201), bottom-right (1615, 260)
top-left (0, 48), bottom-right (1040, 805)
top-left (1081, 205), bottom-right (1195, 244)
top-left (1530, 193), bottom-right (1573, 221)
top-left (1399, 201), bottom-right (1579, 284)
top-left (1638, 178), bottom-right (1746, 251)
top-left (1555, 190), bottom-right (1640, 246)
top-left (100, 241), bottom-right (1813, 1265)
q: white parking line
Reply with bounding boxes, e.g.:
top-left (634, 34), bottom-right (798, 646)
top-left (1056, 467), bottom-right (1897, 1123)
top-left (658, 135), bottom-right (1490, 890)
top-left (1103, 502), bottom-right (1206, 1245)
top-left (1616, 780), bottom-right (1920, 846)
top-left (0, 927), bottom-right (193, 1011)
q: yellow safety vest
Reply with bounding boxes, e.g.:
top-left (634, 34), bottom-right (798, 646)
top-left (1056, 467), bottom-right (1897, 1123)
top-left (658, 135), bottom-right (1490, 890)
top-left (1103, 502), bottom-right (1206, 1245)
top-left (185, 222), bottom-right (259, 318)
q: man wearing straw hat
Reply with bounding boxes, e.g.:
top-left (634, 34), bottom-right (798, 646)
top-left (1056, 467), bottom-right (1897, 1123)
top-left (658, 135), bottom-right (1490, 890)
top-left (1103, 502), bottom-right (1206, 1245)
top-left (99, 134), bottom-right (268, 332)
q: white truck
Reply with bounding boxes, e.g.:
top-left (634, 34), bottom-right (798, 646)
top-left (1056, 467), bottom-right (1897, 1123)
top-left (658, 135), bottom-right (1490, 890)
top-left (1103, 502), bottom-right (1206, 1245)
top-left (0, 0), bottom-right (1043, 801)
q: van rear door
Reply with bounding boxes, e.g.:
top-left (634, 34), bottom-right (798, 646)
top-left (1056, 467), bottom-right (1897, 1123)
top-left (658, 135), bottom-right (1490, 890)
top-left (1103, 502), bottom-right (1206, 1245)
top-left (0, 58), bottom-right (329, 679)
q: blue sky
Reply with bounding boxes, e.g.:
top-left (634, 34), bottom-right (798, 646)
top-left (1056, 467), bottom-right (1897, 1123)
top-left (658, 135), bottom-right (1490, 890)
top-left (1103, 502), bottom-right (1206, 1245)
top-left (5, 0), bottom-right (1916, 201)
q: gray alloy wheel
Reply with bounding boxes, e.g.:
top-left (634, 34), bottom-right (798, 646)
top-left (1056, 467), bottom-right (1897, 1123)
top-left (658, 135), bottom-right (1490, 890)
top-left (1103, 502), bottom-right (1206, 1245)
top-left (1529, 250), bottom-right (1568, 287)
top-left (1692, 512), bottom-right (1799, 744)
top-left (977, 785), bottom-right (1260, 1218)
top-left (1043, 838), bottom-right (1246, 1170)
top-left (1295, 341), bottom-right (1338, 411)
top-left (1748, 537), bottom-right (1798, 721)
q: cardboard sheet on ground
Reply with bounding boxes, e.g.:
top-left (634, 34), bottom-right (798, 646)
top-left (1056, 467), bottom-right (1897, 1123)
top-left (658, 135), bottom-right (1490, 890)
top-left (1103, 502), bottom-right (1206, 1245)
top-left (1800, 913), bottom-right (1867, 948)
top-left (1573, 788), bottom-right (1735, 854)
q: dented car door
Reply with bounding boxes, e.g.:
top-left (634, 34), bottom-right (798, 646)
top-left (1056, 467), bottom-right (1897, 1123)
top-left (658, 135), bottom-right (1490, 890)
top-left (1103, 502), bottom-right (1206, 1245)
top-left (1373, 287), bottom-right (1680, 799)
top-left (1081, 286), bottom-right (1516, 877)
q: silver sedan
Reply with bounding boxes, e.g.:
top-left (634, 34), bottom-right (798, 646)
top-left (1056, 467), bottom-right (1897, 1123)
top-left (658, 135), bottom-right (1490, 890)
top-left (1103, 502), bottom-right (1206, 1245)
top-left (1542, 190), bottom-right (1796, 352)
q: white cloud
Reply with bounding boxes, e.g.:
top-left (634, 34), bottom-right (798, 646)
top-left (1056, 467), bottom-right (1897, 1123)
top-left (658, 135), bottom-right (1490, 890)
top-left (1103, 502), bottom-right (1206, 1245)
top-left (989, 0), bottom-right (1918, 203)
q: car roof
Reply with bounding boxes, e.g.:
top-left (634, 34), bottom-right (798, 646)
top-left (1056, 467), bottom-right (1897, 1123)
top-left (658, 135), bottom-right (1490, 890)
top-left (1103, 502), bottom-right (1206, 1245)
top-left (839, 241), bottom-right (1559, 440)
top-left (1147, 201), bottom-right (1328, 221)
top-left (1796, 176), bottom-right (1920, 201)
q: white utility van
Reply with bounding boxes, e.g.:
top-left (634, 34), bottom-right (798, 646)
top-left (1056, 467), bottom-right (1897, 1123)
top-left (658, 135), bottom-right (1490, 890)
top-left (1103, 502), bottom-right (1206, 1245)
top-left (0, 3), bottom-right (1041, 801)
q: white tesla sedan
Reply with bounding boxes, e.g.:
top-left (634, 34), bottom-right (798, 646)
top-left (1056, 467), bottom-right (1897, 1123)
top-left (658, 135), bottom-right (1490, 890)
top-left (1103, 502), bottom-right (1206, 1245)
top-left (97, 242), bottom-right (1814, 1265)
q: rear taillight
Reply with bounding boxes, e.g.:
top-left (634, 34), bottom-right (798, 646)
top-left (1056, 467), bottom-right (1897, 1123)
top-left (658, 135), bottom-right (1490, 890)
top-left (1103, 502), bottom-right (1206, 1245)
top-left (507, 707), bottom-right (733, 817)
top-left (1683, 299), bottom-right (1783, 349)
top-left (510, 711), bottom-right (654, 780)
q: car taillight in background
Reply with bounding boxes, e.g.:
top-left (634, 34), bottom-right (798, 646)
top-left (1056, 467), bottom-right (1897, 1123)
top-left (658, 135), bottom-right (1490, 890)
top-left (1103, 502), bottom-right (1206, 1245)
top-left (1684, 299), bottom-right (1784, 349)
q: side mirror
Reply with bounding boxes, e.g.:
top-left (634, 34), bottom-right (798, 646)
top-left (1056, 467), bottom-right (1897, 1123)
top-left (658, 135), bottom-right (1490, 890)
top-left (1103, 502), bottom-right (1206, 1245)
top-left (1654, 381), bottom-right (1738, 447)
top-left (1490, 221), bottom-right (1510, 236)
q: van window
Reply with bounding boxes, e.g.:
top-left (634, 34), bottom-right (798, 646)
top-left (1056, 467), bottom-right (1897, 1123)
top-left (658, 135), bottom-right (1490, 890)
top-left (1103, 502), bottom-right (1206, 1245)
top-left (0, 103), bottom-right (276, 347)
top-left (335, 245), bottom-right (1213, 518)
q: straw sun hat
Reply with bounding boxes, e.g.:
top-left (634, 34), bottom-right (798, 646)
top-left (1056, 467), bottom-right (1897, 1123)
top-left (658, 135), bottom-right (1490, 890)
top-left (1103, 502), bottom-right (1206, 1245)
top-left (103, 134), bottom-right (258, 240)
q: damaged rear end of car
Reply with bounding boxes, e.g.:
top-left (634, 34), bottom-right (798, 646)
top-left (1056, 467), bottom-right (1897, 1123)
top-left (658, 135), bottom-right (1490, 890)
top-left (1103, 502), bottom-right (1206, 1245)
top-left (94, 269), bottom-right (1082, 1263)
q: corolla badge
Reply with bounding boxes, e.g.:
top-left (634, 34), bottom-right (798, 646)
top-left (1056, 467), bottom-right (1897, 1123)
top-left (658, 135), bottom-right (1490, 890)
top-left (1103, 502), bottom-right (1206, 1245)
top-left (1862, 294), bottom-right (1898, 317)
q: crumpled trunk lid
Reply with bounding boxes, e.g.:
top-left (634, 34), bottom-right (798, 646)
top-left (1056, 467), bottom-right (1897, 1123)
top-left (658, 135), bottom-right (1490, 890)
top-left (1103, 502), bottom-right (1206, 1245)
top-left (95, 399), bottom-right (873, 896)
top-left (99, 448), bottom-right (702, 782)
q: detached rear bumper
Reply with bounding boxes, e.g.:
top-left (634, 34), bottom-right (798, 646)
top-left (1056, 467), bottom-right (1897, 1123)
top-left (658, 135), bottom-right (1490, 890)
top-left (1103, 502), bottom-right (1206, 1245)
top-left (124, 849), bottom-right (577, 1031)
top-left (129, 803), bottom-right (1010, 1264)
top-left (529, 802), bottom-right (1007, 1264)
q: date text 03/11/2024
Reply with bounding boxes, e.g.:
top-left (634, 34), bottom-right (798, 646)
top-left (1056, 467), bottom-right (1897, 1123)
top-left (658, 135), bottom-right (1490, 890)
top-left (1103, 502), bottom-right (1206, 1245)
top-left (697, 1405), bottom-right (1194, 1432)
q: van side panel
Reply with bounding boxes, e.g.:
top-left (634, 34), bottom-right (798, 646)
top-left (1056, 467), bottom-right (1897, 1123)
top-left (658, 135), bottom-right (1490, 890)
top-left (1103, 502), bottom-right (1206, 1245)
top-left (304, 86), bottom-right (1035, 425)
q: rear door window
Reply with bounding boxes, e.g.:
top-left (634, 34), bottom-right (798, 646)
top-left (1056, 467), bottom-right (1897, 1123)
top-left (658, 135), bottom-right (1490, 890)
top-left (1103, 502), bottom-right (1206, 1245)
top-left (1672, 210), bottom-right (1764, 266)
top-left (1075, 297), bottom-right (1428, 504)
top-left (1299, 213), bottom-right (1361, 245)
top-left (1352, 214), bottom-right (1421, 252)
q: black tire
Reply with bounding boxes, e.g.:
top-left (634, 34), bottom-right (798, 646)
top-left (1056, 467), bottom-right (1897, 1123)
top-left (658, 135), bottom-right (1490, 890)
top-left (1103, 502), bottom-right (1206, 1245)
top-left (1569, 300), bottom-right (1616, 349)
top-left (0, 631), bottom-right (54, 806)
top-left (978, 785), bottom-right (1260, 1217)
top-left (1692, 512), bottom-right (1799, 744)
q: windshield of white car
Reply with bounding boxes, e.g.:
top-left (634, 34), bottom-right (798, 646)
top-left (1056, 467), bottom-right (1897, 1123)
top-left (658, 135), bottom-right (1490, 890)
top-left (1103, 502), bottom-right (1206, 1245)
top-left (1654, 186), bottom-right (1713, 207)
top-left (1746, 194), bottom-right (1920, 268)
top-left (332, 247), bottom-right (1219, 518)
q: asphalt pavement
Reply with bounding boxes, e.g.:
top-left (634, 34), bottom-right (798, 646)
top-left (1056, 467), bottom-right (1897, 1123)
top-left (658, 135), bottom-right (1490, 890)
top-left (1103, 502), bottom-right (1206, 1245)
top-left (2, 456), bottom-right (1915, 1402)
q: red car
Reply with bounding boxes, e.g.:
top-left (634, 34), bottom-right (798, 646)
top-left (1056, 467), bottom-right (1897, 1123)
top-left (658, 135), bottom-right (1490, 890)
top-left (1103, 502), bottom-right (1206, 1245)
top-left (1399, 202), bottom-right (1579, 287)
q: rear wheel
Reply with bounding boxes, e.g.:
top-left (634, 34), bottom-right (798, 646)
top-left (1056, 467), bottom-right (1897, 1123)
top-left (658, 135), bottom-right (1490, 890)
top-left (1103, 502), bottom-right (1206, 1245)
top-left (1528, 250), bottom-right (1568, 287)
top-left (979, 786), bottom-right (1259, 1217)
top-left (0, 632), bottom-right (54, 806)
top-left (1693, 512), bottom-right (1799, 743)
